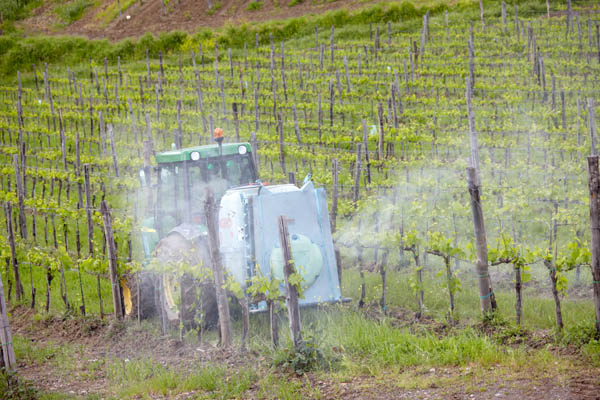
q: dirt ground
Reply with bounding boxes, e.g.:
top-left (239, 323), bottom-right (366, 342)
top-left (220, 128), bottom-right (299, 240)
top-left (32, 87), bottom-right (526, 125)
top-left (20, 0), bottom-right (378, 41)
top-left (8, 304), bottom-right (600, 399)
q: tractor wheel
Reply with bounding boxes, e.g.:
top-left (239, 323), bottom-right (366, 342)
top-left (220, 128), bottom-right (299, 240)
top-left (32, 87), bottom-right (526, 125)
top-left (153, 232), bottom-right (219, 331)
top-left (162, 273), bottom-right (219, 330)
top-left (122, 272), bottom-right (158, 320)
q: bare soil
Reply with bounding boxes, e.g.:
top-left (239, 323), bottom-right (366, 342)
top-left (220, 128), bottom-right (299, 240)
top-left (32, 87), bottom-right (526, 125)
top-left (20, 0), bottom-right (377, 42)
top-left (8, 304), bottom-right (600, 399)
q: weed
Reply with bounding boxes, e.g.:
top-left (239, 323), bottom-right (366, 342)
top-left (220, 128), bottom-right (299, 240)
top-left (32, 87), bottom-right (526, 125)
top-left (581, 339), bottom-right (600, 366)
top-left (256, 373), bottom-right (305, 399)
top-left (557, 319), bottom-right (600, 363)
top-left (219, 368), bottom-right (256, 397)
top-left (477, 315), bottom-right (532, 346)
top-left (13, 335), bottom-right (61, 365)
top-left (0, 371), bottom-right (37, 400)
top-left (247, 1), bottom-right (263, 11)
top-left (289, 0), bottom-right (303, 6)
top-left (207, 1), bottom-right (222, 16)
top-left (81, 317), bottom-right (105, 335)
top-left (182, 366), bottom-right (224, 392)
top-left (558, 321), bottom-right (600, 346)
top-left (32, 312), bottom-right (53, 324)
top-left (54, 0), bottom-right (93, 26)
top-left (95, 0), bottom-right (138, 25)
top-left (106, 357), bottom-right (256, 398)
top-left (337, 312), bottom-right (503, 368)
top-left (107, 319), bottom-right (126, 338)
top-left (275, 334), bottom-right (324, 375)
top-left (80, 358), bottom-right (105, 380)
top-left (13, 334), bottom-right (81, 377)
top-left (0, 0), bottom-right (41, 22)
top-left (106, 357), bottom-right (157, 384)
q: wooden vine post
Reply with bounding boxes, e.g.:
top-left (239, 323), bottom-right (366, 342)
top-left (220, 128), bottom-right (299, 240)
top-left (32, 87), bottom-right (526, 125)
top-left (4, 203), bottom-right (23, 301)
top-left (377, 103), bottom-right (385, 161)
top-left (465, 77), bottom-right (496, 314)
top-left (278, 113), bottom-right (286, 176)
top-left (277, 216), bottom-right (303, 349)
top-left (108, 124), bottom-right (119, 177)
top-left (13, 155), bottom-right (27, 240)
top-left (100, 201), bottom-right (124, 320)
top-left (269, 294), bottom-right (279, 348)
top-left (466, 169), bottom-right (496, 314)
top-left (587, 157), bottom-right (600, 334)
top-left (0, 274), bottom-right (16, 372)
top-left (330, 160), bottom-right (339, 233)
top-left (205, 190), bottom-right (233, 348)
top-left (143, 145), bottom-right (154, 217)
top-left (353, 143), bottom-right (362, 203)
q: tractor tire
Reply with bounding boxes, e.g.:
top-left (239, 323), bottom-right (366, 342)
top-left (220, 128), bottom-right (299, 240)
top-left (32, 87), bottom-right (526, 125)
top-left (122, 272), bottom-right (158, 320)
top-left (161, 272), bottom-right (219, 331)
top-left (154, 232), bottom-right (219, 331)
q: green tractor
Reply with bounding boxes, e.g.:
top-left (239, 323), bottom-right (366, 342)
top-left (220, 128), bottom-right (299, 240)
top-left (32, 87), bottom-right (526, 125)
top-left (126, 130), bottom-right (343, 329)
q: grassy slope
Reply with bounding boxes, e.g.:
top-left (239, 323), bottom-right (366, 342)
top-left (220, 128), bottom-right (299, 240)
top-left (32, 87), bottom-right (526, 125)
top-left (0, 0), bottom-right (561, 77)
top-left (17, 0), bottom-right (463, 39)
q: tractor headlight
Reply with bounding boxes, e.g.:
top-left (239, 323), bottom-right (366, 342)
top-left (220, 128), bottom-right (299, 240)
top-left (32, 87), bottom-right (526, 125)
top-left (238, 145), bottom-right (248, 155)
top-left (190, 151), bottom-right (200, 161)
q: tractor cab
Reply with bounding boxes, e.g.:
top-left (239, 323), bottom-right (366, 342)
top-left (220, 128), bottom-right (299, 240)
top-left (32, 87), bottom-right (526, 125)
top-left (140, 138), bottom-right (258, 259)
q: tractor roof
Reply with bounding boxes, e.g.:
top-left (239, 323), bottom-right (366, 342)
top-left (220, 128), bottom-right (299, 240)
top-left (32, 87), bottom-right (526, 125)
top-left (155, 142), bottom-right (252, 163)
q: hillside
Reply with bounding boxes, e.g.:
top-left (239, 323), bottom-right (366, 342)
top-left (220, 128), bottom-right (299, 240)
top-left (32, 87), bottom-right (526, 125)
top-left (18, 0), bottom-right (449, 41)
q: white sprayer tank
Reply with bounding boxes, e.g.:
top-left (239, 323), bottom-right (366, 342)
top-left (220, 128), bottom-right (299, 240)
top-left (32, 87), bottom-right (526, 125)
top-left (218, 182), bottom-right (342, 310)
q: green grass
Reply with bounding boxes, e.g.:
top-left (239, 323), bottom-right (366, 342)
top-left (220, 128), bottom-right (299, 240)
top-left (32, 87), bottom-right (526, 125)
top-left (14, 333), bottom-right (85, 372)
top-left (54, 0), bottom-right (94, 27)
top-left (39, 394), bottom-right (94, 400)
top-left (7, 298), bottom-right (595, 399)
top-left (242, 303), bottom-right (596, 373)
top-left (337, 315), bottom-right (501, 367)
top-left (3, 259), bottom-right (114, 316)
top-left (0, 374), bottom-right (37, 400)
top-left (13, 335), bottom-right (65, 365)
top-left (103, 356), bottom-right (285, 398)
top-left (0, 0), bottom-right (42, 23)
top-left (0, 0), bottom-right (43, 33)
top-left (105, 356), bottom-right (323, 399)
top-left (106, 359), bottom-right (240, 397)
top-left (340, 266), bottom-right (596, 331)
top-left (247, 1), bottom-right (263, 11)
top-left (95, 0), bottom-right (138, 26)
top-left (207, 1), bottom-right (223, 15)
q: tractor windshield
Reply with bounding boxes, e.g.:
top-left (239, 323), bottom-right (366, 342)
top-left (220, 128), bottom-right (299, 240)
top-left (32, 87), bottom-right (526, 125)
top-left (156, 154), bottom-right (256, 231)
